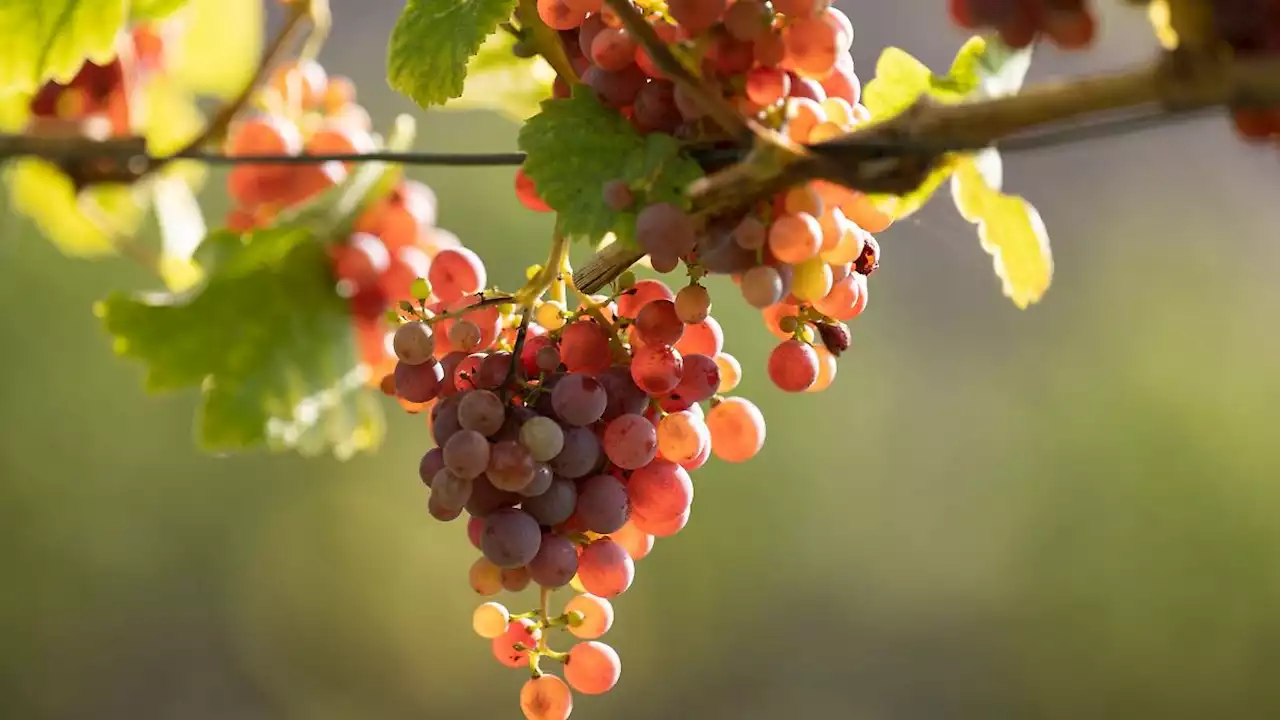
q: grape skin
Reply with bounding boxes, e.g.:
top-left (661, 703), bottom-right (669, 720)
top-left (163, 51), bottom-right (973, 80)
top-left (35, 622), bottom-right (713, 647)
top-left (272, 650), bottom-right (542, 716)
top-left (551, 373), bottom-right (609, 426)
top-left (492, 618), bottom-right (541, 668)
top-left (481, 508), bottom-right (543, 569)
top-left (564, 641), bottom-right (622, 695)
top-left (577, 538), bottom-right (635, 597)
top-left (602, 413), bottom-right (658, 470)
top-left (520, 674), bottom-right (574, 720)
top-left (566, 593), bottom-right (615, 639)
top-left (575, 474), bottom-right (630, 534)
top-left (522, 477), bottom-right (578, 526)
top-left (472, 601), bottom-right (510, 638)
top-left (528, 532), bottom-right (580, 588)
top-left (627, 459), bottom-right (693, 521)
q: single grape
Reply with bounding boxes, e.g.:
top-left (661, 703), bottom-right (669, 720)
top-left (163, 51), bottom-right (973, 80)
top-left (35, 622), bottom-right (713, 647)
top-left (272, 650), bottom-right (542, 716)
top-left (582, 65), bottom-right (647, 108)
top-left (458, 389), bottom-right (506, 437)
top-left (565, 641), bottom-right (622, 695)
top-left (566, 593), bottom-right (615, 639)
top-left (706, 396), bottom-right (766, 462)
top-left (768, 339), bottom-right (820, 392)
top-left (428, 491), bottom-right (464, 521)
top-left (616, 279), bottom-right (674, 319)
top-left (431, 468), bottom-right (474, 511)
top-left (520, 415), bottom-right (566, 462)
top-left (428, 248), bottom-right (486, 303)
top-left (667, 0), bottom-right (726, 35)
top-left (630, 343), bottom-right (683, 395)
top-left (392, 322), bottom-right (434, 365)
top-left (792, 257), bottom-right (834, 303)
top-left (591, 26), bottom-right (638, 71)
top-left (521, 463), bottom-right (555, 497)
top-left (394, 359), bottom-right (445, 403)
top-left (602, 413), bottom-right (658, 470)
top-left (550, 426), bottom-right (603, 479)
top-left (487, 440), bottom-right (537, 492)
top-left (808, 345), bottom-right (839, 392)
top-left (713, 352), bottom-right (742, 393)
top-left (528, 532), bottom-right (580, 587)
top-left (477, 351), bottom-right (513, 390)
top-left (492, 618), bottom-right (541, 668)
top-left (674, 284), bottom-right (712, 324)
top-left (481, 508), bottom-right (543, 569)
top-left (627, 459), bottom-right (693, 521)
top-left (745, 66), bottom-right (791, 105)
top-left (635, 202), bottom-right (697, 259)
top-left (559, 321), bottom-right (613, 375)
top-left (473, 601), bottom-right (510, 638)
top-left (431, 394), bottom-right (463, 446)
top-left (576, 474), bottom-right (630, 534)
top-left (448, 319), bottom-right (483, 352)
top-left (670, 353), bottom-right (720, 405)
top-left (783, 17), bottom-right (840, 78)
top-left (469, 556), bottom-right (503, 595)
top-left (724, 0), bottom-right (770, 40)
top-left (522, 477), bottom-right (578, 526)
top-left (418, 447), bottom-right (445, 487)
top-left (537, 0), bottom-right (587, 30)
top-left (520, 674), bottom-right (574, 720)
top-left (444, 429), bottom-right (491, 479)
top-left (631, 80), bottom-right (683, 134)
top-left (674, 316), bottom-right (724, 357)
top-left (634, 299), bottom-right (684, 347)
top-left (577, 538), bottom-right (635, 597)
top-left (598, 366), bottom-right (649, 421)
top-left (453, 352), bottom-right (487, 392)
top-left (535, 345), bottom-right (563, 373)
top-left (536, 300), bottom-right (567, 331)
top-left (502, 565), bottom-right (531, 592)
top-left (551, 373), bottom-right (609, 426)
top-left (466, 474), bottom-right (521, 518)
top-left (656, 411), bottom-right (710, 465)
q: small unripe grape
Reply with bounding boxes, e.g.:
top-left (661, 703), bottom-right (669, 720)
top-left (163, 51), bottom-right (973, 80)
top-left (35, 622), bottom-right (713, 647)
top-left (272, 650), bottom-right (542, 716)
top-left (536, 300), bottom-right (567, 330)
top-left (472, 601), bottom-right (510, 638)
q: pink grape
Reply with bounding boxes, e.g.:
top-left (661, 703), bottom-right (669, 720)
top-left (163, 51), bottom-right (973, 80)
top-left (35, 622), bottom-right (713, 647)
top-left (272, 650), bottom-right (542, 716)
top-left (616, 279), bottom-right (673, 319)
top-left (670, 353), bottom-right (720, 406)
top-left (630, 344), bottom-right (683, 395)
top-left (607, 521), bottom-right (654, 561)
top-left (566, 593), bottom-right (615, 639)
top-left (492, 618), bottom-right (541, 668)
top-left (487, 440), bottom-right (537, 492)
top-left (627, 459), bottom-right (693, 521)
top-left (394, 359), bottom-right (444, 403)
top-left (427, 248), bottom-right (486, 302)
top-left (602, 413), bottom-right (658, 469)
top-left (674, 316), bottom-right (723, 356)
top-left (444, 428), bottom-right (491, 479)
top-left (577, 538), bottom-right (635, 597)
top-left (706, 397), bottom-right (766, 462)
top-left (520, 674), bottom-right (573, 720)
top-left (768, 339), bottom-right (819, 392)
top-left (560, 321), bottom-right (613, 375)
top-left (565, 641), bottom-right (622, 695)
top-left (633, 506), bottom-right (690, 537)
top-left (633, 299), bottom-right (684, 346)
top-left (551, 373), bottom-right (608, 426)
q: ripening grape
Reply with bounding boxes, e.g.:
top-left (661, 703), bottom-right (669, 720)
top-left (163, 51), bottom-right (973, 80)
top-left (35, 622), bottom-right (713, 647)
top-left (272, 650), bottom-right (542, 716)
top-left (674, 284), bottom-right (711, 324)
top-left (487, 440), bottom-right (537, 492)
top-left (741, 265), bottom-right (784, 308)
top-left (448, 319), bottom-right (483, 352)
top-left (656, 412), bottom-right (709, 465)
top-left (444, 429), bottom-right (491, 479)
top-left (601, 179), bottom-right (634, 210)
top-left (566, 593), bottom-right (615, 639)
top-left (565, 641), bottom-right (622, 695)
top-left (769, 212), bottom-right (823, 264)
top-left (458, 389), bottom-right (506, 436)
top-left (393, 322), bottom-right (435, 365)
top-left (559, 321), bottom-right (613, 375)
top-left (577, 538), bottom-right (635, 597)
top-left (602, 413), bottom-right (658, 469)
top-left (635, 202), bottom-right (697, 259)
top-left (576, 474), bottom-right (630, 534)
top-left (428, 248), bottom-right (486, 302)
top-left (591, 27), bottom-right (637, 71)
top-left (706, 397), bottom-right (766, 462)
top-left (607, 521), bottom-right (654, 562)
top-left (394, 359), bottom-right (444, 403)
top-left (431, 394), bottom-right (463, 446)
top-left (528, 532), bottom-right (580, 587)
top-left (551, 426), bottom-right (603, 479)
top-left (667, 0), bottom-right (726, 36)
top-left (582, 65), bottom-right (647, 108)
top-left (627, 460), bottom-right (693, 521)
top-left (481, 508), bottom-right (543, 568)
top-left (792, 256), bottom-right (834, 302)
top-left (633, 507), bottom-right (691, 537)
top-left (634, 299), bottom-right (684, 346)
top-left (630, 344), bottom-right (683, 395)
top-left (669, 353), bottom-right (720, 407)
top-left (551, 373), bottom-right (608, 426)
top-left (537, 0), bottom-right (587, 30)
top-left (492, 618), bottom-right (541, 668)
top-left (808, 346), bottom-right (838, 393)
top-left (520, 674), bottom-right (574, 720)
top-left (502, 565), bottom-right (531, 592)
top-left (713, 352), bottom-right (742, 393)
top-left (616, 279), bottom-right (674, 319)
top-left (226, 113), bottom-right (302, 157)
top-left (521, 464), bottom-right (555, 498)
top-left (470, 556), bottom-right (504, 596)
top-left (419, 447), bottom-right (445, 487)
top-left (520, 415), bottom-right (566, 462)
top-left (674, 316), bottom-right (724, 357)
top-left (783, 17), bottom-right (840, 78)
top-left (523, 477), bottom-right (578, 526)
top-left (769, 339), bottom-right (820, 392)
top-left (467, 475), bottom-right (520, 517)
top-left (473, 601), bottom-right (510, 638)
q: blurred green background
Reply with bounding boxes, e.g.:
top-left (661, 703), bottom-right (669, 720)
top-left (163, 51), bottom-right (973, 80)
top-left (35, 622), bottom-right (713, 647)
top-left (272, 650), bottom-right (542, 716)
top-left (3, 3), bottom-right (1280, 719)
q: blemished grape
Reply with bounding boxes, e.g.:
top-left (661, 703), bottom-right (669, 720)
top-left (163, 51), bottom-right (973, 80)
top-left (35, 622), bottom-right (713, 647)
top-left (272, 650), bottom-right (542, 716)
top-left (768, 339), bottom-right (820, 392)
top-left (706, 397), bottom-right (766, 462)
top-left (473, 601), bottom-right (510, 638)
top-left (520, 674), bottom-right (574, 720)
top-left (444, 429), bottom-right (491, 479)
top-left (565, 641), bottom-right (622, 695)
top-left (630, 343), bottom-right (683, 395)
top-left (520, 415), bottom-right (566, 462)
top-left (392, 322), bottom-right (434, 364)
top-left (602, 413), bottom-right (658, 470)
top-left (394, 359), bottom-right (444, 403)
top-left (522, 477), bottom-right (578, 526)
top-left (634, 299), bottom-right (684, 347)
top-left (635, 202), bottom-right (697, 259)
top-left (674, 284), bottom-right (712, 324)
top-left (432, 468), bottom-right (474, 511)
top-left (566, 593), bottom-right (615, 639)
top-left (458, 389), bottom-right (506, 436)
top-left (481, 508), bottom-right (543, 569)
top-left (576, 474), bottom-right (630, 534)
top-left (487, 440), bottom-right (537, 492)
top-left (520, 463), bottom-right (555, 497)
top-left (608, 521), bottom-right (654, 561)
top-left (448, 319), bottom-right (483, 352)
top-left (419, 447), bottom-right (445, 487)
top-left (577, 538), bottom-right (635, 597)
top-left (551, 373), bottom-right (608, 426)
top-left (670, 353), bottom-right (720, 406)
top-left (559, 321), bottom-right (613, 375)
top-left (550, 426), bottom-right (602, 479)
top-left (492, 618), bottom-right (541, 668)
top-left (470, 556), bottom-right (503, 595)
top-left (502, 566), bottom-right (532, 592)
top-left (528, 532), bottom-right (579, 587)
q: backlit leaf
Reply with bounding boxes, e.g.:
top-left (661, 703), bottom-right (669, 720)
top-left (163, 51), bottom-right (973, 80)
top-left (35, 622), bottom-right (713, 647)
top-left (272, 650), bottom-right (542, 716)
top-left (0, 0), bottom-right (128, 97)
top-left (387, 0), bottom-right (518, 108)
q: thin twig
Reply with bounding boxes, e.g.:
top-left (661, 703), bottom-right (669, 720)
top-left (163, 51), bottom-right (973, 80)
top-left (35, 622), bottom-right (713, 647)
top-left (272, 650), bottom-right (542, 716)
top-left (601, 0), bottom-right (754, 143)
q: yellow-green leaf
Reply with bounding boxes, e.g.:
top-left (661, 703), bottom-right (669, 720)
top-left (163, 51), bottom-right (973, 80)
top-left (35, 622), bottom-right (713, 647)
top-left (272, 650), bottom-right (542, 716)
top-left (387, 0), bottom-right (518, 109)
top-left (5, 158), bottom-right (145, 258)
top-left (0, 0), bottom-right (128, 97)
top-left (951, 155), bottom-right (1053, 309)
top-left (860, 47), bottom-right (932, 120)
top-left (130, 0), bottom-right (189, 20)
top-left (868, 155), bottom-right (959, 221)
top-left (167, 0), bottom-right (262, 100)
top-left (446, 30), bottom-right (555, 121)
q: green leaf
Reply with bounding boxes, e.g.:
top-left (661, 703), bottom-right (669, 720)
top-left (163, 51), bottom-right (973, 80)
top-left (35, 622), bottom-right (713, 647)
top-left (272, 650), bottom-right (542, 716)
top-left (519, 87), bottom-right (703, 243)
top-left (446, 29), bottom-right (555, 121)
top-left (859, 47), bottom-right (932, 120)
top-left (130, 0), bottom-right (189, 20)
top-left (5, 159), bottom-right (146, 258)
top-left (168, 0), bottom-right (262, 100)
top-left (0, 0), bottom-right (129, 97)
top-left (951, 153), bottom-right (1053, 309)
top-left (387, 0), bottom-right (518, 108)
top-left (98, 226), bottom-right (383, 457)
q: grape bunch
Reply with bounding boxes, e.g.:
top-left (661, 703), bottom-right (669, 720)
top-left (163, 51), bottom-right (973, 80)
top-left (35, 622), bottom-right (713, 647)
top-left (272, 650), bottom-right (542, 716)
top-left (219, 60), bottom-right (475, 388)
top-left (384, 258), bottom-right (766, 718)
top-left (947, 0), bottom-right (1097, 49)
top-left (1211, 0), bottom-right (1280, 143)
top-left (520, 0), bottom-right (884, 394)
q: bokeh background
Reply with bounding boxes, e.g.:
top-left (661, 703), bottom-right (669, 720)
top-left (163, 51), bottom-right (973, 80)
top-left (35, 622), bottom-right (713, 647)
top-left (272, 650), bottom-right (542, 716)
top-left (3, 2), bottom-right (1280, 719)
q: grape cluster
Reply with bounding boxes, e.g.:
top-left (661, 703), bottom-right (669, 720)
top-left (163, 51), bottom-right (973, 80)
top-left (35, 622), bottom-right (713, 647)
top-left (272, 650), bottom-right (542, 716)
top-left (220, 61), bottom-right (476, 388)
top-left (385, 257), bottom-right (765, 717)
top-left (947, 0), bottom-right (1096, 49)
top-left (521, 0), bottom-right (884, 394)
top-left (1212, 0), bottom-right (1280, 143)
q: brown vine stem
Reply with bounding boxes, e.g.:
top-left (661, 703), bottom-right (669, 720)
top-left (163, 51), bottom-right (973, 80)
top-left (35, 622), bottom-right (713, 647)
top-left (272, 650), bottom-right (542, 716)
top-left (517, 0), bottom-right (580, 84)
top-left (571, 50), bottom-right (1280, 293)
top-left (601, 0), bottom-right (755, 144)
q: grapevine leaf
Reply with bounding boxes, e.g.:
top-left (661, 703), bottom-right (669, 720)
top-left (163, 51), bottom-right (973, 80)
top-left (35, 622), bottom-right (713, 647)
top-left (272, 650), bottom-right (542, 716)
top-left (98, 226), bottom-right (383, 457)
top-left (951, 153), bottom-right (1052, 309)
top-left (519, 87), bottom-right (703, 243)
top-left (0, 0), bottom-right (129, 97)
top-left (5, 159), bottom-right (145, 258)
top-left (859, 48), bottom-right (932, 120)
top-left (387, 0), bottom-right (518, 108)
top-left (168, 0), bottom-right (262, 100)
top-left (974, 37), bottom-right (1033, 98)
top-left (130, 0), bottom-right (189, 20)
top-left (446, 30), bottom-right (555, 121)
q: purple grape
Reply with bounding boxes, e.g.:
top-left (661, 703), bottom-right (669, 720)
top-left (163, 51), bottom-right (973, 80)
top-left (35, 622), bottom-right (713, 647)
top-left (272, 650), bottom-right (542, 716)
top-left (444, 429), bottom-right (491, 480)
top-left (431, 468), bottom-right (473, 511)
top-left (487, 440), bottom-right (537, 492)
top-left (465, 475), bottom-right (521, 517)
top-left (431, 394), bottom-right (463, 446)
top-left (428, 491), bottom-right (463, 522)
top-left (520, 463), bottom-right (555, 497)
top-left (521, 477), bottom-right (577, 526)
top-left (598, 366), bottom-right (648, 421)
top-left (418, 447), bottom-right (445, 487)
top-left (458, 389), bottom-right (506, 437)
top-left (480, 508), bottom-right (543, 568)
top-left (394, 359), bottom-right (444, 403)
top-left (576, 475), bottom-right (630, 534)
top-left (551, 426), bottom-right (602, 479)
top-left (551, 373), bottom-right (608, 426)
top-left (528, 533), bottom-right (580, 587)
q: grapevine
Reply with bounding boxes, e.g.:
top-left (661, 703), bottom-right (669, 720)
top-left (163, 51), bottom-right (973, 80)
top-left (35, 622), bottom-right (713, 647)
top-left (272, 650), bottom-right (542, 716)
top-left (2, 0), bottom-right (1280, 718)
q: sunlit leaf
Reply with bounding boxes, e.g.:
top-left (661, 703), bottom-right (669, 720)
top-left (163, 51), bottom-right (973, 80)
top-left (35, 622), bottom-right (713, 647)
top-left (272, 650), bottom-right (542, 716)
top-left (130, 0), bottom-right (190, 20)
top-left (168, 0), bottom-right (262, 100)
top-left (951, 155), bottom-right (1053, 309)
top-left (0, 0), bottom-right (128, 97)
top-left (387, 0), bottom-right (518, 108)
top-left (152, 176), bottom-right (205, 291)
top-left (446, 30), bottom-right (555, 121)
top-left (5, 158), bottom-right (145, 258)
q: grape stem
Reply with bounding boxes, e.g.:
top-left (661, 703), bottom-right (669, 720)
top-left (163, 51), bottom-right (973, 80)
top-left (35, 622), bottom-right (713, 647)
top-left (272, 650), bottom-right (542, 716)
top-left (399, 292), bottom-right (517, 325)
top-left (516, 0), bottom-right (580, 84)
top-left (600, 0), bottom-right (755, 143)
